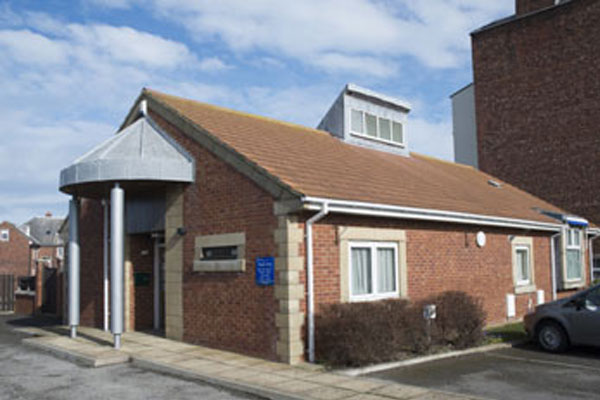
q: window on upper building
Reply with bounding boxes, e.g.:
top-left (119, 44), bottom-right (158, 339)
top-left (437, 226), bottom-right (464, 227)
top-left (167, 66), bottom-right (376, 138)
top-left (565, 228), bottom-right (583, 281)
top-left (349, 241), bottom-right (398, 301)
top-left (56, 247), bottom-right (64, 259)
top-left (0, 229), bottom-right (9, 242)
top-left (349, 108), bottom-right (404, 145)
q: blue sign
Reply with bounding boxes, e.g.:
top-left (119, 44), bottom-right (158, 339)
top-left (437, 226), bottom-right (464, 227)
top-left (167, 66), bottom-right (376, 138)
top-left (255, 257), bottom-right (275, 286)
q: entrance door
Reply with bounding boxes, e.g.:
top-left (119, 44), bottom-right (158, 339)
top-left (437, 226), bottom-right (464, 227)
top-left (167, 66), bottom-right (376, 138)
top-left (41, 267), bottom-right (57, 314)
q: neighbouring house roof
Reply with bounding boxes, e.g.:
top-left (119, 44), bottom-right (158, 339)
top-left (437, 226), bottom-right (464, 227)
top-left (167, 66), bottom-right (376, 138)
top-left (60, 116), bottom-right (194, 191)
top-left (20, 217), bottom-right (65, 246)
top-left (123, 89), bottom-right (577, 228)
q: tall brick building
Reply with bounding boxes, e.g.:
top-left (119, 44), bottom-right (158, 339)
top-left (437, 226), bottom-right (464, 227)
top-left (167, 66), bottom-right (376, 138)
top-left (452, 0), bottom-right (600, 279)
top-left (60, 85), bottom-right (595, 364)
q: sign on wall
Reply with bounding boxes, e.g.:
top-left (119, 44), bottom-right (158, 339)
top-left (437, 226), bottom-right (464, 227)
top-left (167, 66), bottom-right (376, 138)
top-left (255, 257), bottom-right (275, 286)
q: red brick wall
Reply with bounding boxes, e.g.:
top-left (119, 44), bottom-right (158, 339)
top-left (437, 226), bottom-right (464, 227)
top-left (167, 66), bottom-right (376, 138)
top-left (472, 0), bottom-right (600, 225)
top-left (0, 221), bottom-right (30, 279)
top-left (79, 198), bottom-right (105, 327)
top-left (305, 214), bottom-right (585, 326)
top-left (515, 0), bottom-right (555, 15)
top-left (150, 111), bottom-right (280, 361)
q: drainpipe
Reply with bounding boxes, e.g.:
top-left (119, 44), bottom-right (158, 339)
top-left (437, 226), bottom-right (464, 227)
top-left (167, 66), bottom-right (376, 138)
top-left (550, 231), bottom-right (561, 301)
top-left (305, 202), bottom-right (329, 363)
top-left (589, 233), bottom-right (600, 285)
top-left (102, 199), bottom-right (109, 332)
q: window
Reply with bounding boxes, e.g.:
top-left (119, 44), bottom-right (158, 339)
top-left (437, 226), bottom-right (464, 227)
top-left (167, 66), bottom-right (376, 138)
top-left (0, 229), bottom-right (8, 242)
top-left (202, 245), bottom-right (238, 261)
top-left (512, 237), bottom-right (535, 293)
top-left (515, 246), bottom-right (531, 285)
top-left (566, 228), bottom-right (583, 281)
top-left (349, 241), bottom-right (398, 301)
top-left (349, 108), bottom-right (404, 145)
top-left (594, 257), bottom-right (600, 282)
top-left (193, 232), bottom-right (246, 272)
top-left (56, 247), bottom-right (64, 259)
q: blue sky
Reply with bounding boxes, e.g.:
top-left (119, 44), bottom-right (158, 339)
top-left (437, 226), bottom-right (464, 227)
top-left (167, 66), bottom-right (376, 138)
top-left (0, 0), bottom-right (513, 224)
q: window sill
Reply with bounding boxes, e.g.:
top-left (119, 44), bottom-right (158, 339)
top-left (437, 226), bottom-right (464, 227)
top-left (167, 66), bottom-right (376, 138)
top-left (193, 259), bottom-right (245, 273)
top-left (350, 293), bottom-right (400, 302)
top-left (514, 284), bottom-right (536, 294)
top-left (562, 279), bottom-right (585, 290)
top-left (349, 132), bottom-right (405, 148)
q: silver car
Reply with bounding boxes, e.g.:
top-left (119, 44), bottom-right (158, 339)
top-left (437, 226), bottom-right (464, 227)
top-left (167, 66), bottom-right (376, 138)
top-left (524, 283), bottom-right (600, 352)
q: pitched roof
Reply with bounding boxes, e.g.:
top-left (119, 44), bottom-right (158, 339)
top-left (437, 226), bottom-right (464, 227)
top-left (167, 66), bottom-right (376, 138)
top-left (20, 217), bottom-right (65, 246)
top-left (142, 89), bottom-right (569, 226)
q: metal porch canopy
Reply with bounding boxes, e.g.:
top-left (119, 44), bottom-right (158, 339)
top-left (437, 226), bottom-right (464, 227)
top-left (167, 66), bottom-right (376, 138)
top-left (59, 110), bottom-right (194, 349)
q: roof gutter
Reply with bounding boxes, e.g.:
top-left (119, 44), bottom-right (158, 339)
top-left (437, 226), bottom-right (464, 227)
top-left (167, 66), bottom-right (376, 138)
top-left (302, 196), bottom-right (563, 232)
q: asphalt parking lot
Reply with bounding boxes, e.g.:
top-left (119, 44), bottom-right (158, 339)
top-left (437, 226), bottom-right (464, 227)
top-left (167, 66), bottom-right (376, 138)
top-left (0, 314), bottom-right (255, 400)
top-left (369, 343), bottom-right (600, 400)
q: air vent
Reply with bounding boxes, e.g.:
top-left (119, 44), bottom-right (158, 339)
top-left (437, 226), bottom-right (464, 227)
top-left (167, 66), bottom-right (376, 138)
top-left (487, 179), bottom-right (503, 188)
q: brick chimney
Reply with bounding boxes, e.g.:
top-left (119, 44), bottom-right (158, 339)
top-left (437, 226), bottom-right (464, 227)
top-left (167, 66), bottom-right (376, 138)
top-left (45, 211), bottom-right (52, 217)
top-left (516, 0), bottom-right (556, 15)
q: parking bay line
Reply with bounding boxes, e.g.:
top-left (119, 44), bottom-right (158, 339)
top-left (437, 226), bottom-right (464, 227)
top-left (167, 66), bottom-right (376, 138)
top-left (487, 353), bottom-right (600, 373)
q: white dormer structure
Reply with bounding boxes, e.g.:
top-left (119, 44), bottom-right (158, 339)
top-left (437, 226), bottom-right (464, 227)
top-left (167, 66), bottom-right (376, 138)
top-left (317, 83), bottom-right (411, 156)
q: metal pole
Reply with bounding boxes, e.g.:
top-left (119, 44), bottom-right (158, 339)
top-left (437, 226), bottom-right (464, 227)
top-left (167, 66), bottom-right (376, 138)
top-left (111, 184), bottom-right (125, 349)
top-left (102, 199), bottom-right (110, 332)
top-left (153, 237), bottom-right (160, 331)
top-left (68, 197), bottom-right (80, 338)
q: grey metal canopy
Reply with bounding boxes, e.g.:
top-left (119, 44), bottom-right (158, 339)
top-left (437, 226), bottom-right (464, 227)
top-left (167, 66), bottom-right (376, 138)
top-left (59, 117), bottom-right (194, 192)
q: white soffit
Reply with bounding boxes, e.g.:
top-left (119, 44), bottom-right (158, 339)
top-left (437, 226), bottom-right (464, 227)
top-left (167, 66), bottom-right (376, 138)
top-left (59, 117), bottom-right (194, 190)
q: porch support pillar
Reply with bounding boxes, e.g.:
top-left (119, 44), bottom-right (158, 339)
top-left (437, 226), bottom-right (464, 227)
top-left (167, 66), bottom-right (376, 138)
top-left (110, 184), bottom-right (125, 349)
top-left (68, 197), bottom-right (80, 338)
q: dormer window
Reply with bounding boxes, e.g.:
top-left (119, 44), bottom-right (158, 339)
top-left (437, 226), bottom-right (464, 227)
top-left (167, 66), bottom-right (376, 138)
top-left (350, 109), bottom-right (404, 146)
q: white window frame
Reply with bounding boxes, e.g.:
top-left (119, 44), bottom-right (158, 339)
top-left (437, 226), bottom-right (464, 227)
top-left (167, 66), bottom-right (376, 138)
top-left (565, 228), bottom-right (583, 282)
top-left (56, 246), bottom-right (64, 259)
top-left (349, 108), bottom-right (405, 147)
top-left (0, 229), bottom-right (8, 242)
top-left (348, 241), bottom-right (399, 302)
top-left (515, 245), bottom-right (532, 286)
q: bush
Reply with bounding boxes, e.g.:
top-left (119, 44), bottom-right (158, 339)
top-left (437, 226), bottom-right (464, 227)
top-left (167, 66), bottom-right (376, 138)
top-left (315, 291), bottom-right (485, 367)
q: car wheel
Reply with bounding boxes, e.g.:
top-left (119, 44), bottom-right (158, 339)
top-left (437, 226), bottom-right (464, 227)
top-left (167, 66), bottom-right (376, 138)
top-left (537, 321), bottom-right (569, 353)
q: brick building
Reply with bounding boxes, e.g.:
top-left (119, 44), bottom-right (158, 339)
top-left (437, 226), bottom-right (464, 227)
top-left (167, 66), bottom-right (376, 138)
top-left (452, 0), bottom-right (600, 279)
top-left (60, 85), bottom-right (596, 364)
top-left (0, 221), bottom-right (31, 278)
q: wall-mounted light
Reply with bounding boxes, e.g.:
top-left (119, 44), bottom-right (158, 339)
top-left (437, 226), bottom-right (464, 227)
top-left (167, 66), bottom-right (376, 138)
top-left (476, 231), bottom-right (486, 247)
top-left (176, 227), bottom-right (187, 236)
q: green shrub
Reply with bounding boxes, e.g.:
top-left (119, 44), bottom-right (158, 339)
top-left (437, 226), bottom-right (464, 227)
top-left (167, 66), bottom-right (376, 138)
top-left (314, 291), bottom-right (485, 367)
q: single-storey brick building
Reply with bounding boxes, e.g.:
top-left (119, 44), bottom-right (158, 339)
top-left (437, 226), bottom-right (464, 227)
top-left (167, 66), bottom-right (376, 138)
top-left (59, 85), bottom-right (597, 364)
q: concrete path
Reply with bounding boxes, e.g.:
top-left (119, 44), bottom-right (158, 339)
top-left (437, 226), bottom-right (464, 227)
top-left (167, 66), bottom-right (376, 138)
top-left (19, 324), bottom-right (483, 400)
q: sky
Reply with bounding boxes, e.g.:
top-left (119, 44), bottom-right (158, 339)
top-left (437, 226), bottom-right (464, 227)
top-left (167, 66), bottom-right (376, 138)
top-left (0, 0), bottom-right (513, 224)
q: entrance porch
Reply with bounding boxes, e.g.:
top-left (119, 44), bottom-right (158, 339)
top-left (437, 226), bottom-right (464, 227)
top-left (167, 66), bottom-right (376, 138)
top-left (59, 104), bottom-right (194, 348)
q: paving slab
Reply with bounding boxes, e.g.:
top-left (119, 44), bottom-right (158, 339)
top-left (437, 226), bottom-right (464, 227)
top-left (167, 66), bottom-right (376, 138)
top-left (20, 323), bottom-right (481, 400)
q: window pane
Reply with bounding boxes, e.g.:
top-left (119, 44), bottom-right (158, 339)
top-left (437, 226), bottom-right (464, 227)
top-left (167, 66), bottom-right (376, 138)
top-left (365, 113), bottom-right (377, 137)
top-left (351, 109), bottom-right (363, 133)
top-left (566, 249), bottom-right (582, 280)
top-left (392, 122), bottom-right (403, 143)
top-left (351, 248), bottom-right (372, 295)
top-left (573, 230), bottom-right (580, 246)
top-left (379, 118), bottom-right (391, 140)
top-left (377, 248), bottom-right (396, 293)
top-left (516, 248), bottom-right (529, 283)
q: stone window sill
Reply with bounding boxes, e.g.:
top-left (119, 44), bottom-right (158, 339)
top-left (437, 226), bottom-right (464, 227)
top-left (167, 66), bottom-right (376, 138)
top-left (515, 284), bottom-right (537, 294)
top-left (193, 259), bottom-right (245, 273)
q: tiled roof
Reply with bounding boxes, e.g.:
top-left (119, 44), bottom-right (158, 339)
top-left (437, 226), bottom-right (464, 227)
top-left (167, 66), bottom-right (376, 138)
top-left (20, 217), bottom-right (65, 246)
top-left (144, 89), bottom-right (568, 225)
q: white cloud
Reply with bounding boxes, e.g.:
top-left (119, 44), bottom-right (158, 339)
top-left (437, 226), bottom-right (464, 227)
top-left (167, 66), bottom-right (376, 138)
top-left (0, 30), bottom-right (68, 65)
top-left (105, 0), bottom-right (512, 76)
top-left (198, 57), bottom-right (231, 72)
